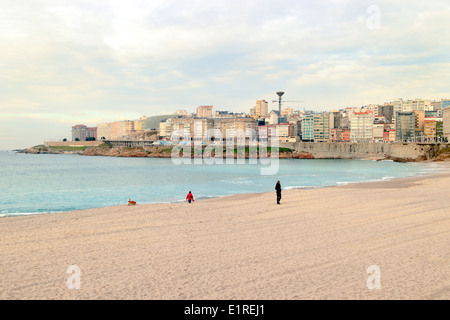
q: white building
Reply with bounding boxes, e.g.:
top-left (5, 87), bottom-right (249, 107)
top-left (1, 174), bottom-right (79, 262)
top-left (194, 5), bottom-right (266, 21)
top-left (350, 111), bottom-right (374, 142)
top-left (373, 124), bottom-right (385, 143)
top-left (268, 110), bottom-right (280, 125)
top-left (397, 99), bottom-right (431, 112)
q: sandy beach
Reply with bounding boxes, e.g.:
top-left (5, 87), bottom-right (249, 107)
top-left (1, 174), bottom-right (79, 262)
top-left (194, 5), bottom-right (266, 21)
top-left (1, 170), bottom-right (449, 300)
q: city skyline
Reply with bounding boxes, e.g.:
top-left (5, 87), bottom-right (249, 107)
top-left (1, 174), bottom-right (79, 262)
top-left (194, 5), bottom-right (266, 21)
top-left (1, 1), bottom-right (450, 149)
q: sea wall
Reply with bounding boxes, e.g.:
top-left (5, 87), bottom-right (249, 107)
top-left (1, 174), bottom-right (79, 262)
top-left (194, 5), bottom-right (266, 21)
top-left (22, 141), bottom-right (449, 162)
top-left (45, 141), bottom-right (103, 147)
top-left (280, 142), bottom-right (450, 162)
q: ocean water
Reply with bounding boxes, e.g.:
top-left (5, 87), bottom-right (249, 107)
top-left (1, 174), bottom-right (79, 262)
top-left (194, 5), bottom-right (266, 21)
top-left (0, 151), bottom-right (445, 218)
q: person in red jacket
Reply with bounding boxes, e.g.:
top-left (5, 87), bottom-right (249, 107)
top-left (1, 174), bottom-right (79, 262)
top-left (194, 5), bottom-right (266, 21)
top-left (186, 191), bottom-right (195, 203)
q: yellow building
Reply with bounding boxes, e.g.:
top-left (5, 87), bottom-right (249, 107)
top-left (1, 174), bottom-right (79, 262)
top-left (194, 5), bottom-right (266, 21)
top-left (281, 107), bottom-right (294, 116)
top-left (259, 124), bottom-right (294, 142)
top-left (171, 118), bottom-right (195, 138)
top-left (119, 121), bottom-right (135, 139)
top-left (314, 112), bottom-right (330, 142)
top-left (97, 123), bottom-right (112, 140)
top-left (102, 120), bottom-right (135, 140)
top-left (414, 111), bottom-right (425, 132)
top-left (389, 130), bottom-right (396, 143)
top-left (372, 124), bottom-right (385, 143)
top-left (424, 119), bottom-right (437, 141)
top-left (255, 100), bottom-right (269, 117)
top-left (276, 123), bottom-right (294, 142)
top-left (159, 119), bottom-right (173, 138)
top-left (134, 120), bottom-right (144, 132)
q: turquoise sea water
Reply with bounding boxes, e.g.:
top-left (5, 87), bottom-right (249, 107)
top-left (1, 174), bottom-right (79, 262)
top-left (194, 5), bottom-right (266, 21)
top-left (0, 151), bottom-right (446, 217)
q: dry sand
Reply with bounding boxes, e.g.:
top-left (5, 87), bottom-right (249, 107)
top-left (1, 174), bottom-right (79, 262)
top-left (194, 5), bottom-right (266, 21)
top-left (1, 170), bottom-right (449, 300)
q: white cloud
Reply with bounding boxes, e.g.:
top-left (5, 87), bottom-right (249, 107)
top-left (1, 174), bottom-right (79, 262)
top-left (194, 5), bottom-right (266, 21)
top-left (0, 0), bottom-right (450, 148)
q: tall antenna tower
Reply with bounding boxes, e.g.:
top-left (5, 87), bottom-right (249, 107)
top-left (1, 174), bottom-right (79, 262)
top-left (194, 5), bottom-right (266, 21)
top-left (276, 91), bottom-right (285, 113)
top-left (273, 91), bottom-right (305, 113)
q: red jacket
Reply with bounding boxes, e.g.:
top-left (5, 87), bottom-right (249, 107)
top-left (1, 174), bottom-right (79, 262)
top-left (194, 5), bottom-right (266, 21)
top-left (186, 193), bottom-right (194, 201)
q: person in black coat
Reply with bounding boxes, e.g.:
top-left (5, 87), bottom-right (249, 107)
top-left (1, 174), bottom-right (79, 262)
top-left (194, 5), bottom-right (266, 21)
top-left (275, 181), bottom-right (282, 204)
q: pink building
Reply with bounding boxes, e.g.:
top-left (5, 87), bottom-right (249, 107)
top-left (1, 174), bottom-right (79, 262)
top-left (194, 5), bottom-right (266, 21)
top-left (340, 130), bottom-right (351, 142)
top-left (72, 125), bottom-right (97, 141)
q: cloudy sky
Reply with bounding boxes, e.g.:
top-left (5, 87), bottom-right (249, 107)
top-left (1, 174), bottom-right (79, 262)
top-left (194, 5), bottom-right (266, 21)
top-left (1, 0), bottom-right (449, 149)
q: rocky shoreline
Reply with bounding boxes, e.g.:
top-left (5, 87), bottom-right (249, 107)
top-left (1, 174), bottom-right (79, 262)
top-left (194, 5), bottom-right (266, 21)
top-left (19, 144), bottom-right (315, 159)
top-left (81, 144), bottom-right (315, 159)
top-left (18, 143), bottom-right (450, 162)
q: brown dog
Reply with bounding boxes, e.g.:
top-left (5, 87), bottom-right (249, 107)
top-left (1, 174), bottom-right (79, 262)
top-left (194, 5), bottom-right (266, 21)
top-left (128, 199), bottom-right (137, 206)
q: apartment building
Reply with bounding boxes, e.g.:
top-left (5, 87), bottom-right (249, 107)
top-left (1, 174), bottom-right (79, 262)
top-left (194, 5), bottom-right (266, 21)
top-left (372, 124), bottom-right (385, 143)
top-left (350, 111), bottom-right (374, 142)
top-left (196, 105), bottom-right (214, 118)
top-left (313, 112), bottom-right (330, 142)
top-left (301, 114), bottom-right (315, 142)
top-left (255, 100), bottom-right (269, 117)
top-left (329, 129), bottom-right (341, 142)
top-left (159, 119), bottom-right (173, 138)
top-left (276, 123), bottom-right (294, 142)
top-left (443, 108), bottom-right (450, 141)
top-left (167, 117), bottom-right (257, 141)
top-left (72, 125), bottom-right (97, 141)
top-left (383, 129), bottom-right (396, 143)
top-left (424, 119), bottom-right (438, 141)
top-left (378, 104), bottom-right (394, 123)
top-left (258, 123), bottom-right (293, 142)
top-left (414, 110), bottom-right (425, 132)
top-left (395, 112), bottom-right (416, 142)
top-left (441, 100), bottom-right (450, 110)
